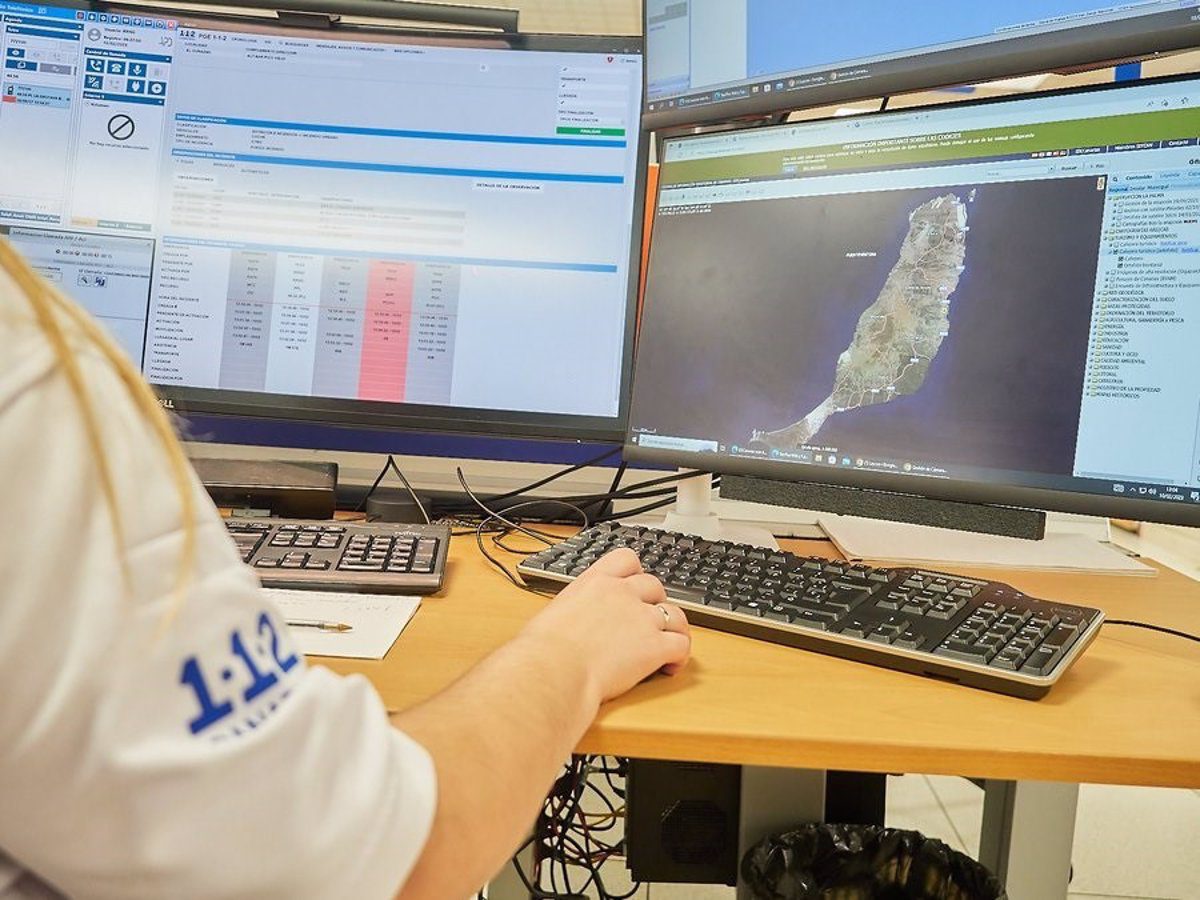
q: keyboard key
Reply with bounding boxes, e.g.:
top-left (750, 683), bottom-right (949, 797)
top-left (1041, 624), bottom-right (1079, 650)
top-left (784, 602), bottom-right (839, 621)
top-left (832, 580), bottom-right (871, 593)
top-left (1021, 646), bottom-right (1064, 676)
top-left (935, 644), bottom-right (996, 664)
top-left (992, 649), bottom-right (1026, 670)
top-left (790, 610), bottom-right (831, 630)
top-left (894, 630), bottom-right (925, 651)
top-left (927, 601), bottom-right (962, 620)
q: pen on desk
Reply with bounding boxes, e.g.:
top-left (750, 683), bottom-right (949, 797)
top-left (286, 619), bottom-right (353, 633)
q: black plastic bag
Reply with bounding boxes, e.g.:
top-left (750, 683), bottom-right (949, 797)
top-left (741, 823), bottom-right (1007, 900)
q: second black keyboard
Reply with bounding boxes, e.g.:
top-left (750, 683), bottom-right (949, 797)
top-left (518, 523), bottom-right (1104, 699)
top-left (226, 518), bottom-right (449, 594)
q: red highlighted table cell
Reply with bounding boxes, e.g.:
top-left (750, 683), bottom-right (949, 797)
top-left (358, 261), bottom-right (414, 401)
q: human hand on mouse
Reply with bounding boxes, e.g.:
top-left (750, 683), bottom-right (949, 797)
top-left (519, 548), bottom-right (691, 706)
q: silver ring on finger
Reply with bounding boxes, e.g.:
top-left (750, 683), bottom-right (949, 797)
top-left (656, 603), bottom-right (671, 629)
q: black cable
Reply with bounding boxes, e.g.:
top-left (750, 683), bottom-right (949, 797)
top-left (543, 468), bottom-right (715, 508)
top-left (474, 516), bottom-right (555, 598)
top-left (354, 456), bottom-right (392, 513)
top-left (879, 95), bottom-right (890, 111)
top-left (557, 477), bottom-right (719, 507)
top-left (598, 495), bottom-right (678, 522)
top-left (605, 467), bottom-right (711, 493)
top-left (457, 467), bottom-right (556, 546)
top-left (606, 462), bottom-right (627, 496)
top-left (515, 753), bottom-right (641, 900)
top-left (485, 445), bottom-right (622, 506)
top-left (489, 499), bottom-right (590, 554)
top-left (386, 456), bottom-right (431, 524)
top-left (353, 454), bottom-right (430, 523)
top-left (493, 527), bottom-right (554, 555)
top-left (1104, 619), bottom-right (1200, 644)
top-left (554, 761), bottom-right (589, 894)
top-left (468, 495), bottom-right (589, 596)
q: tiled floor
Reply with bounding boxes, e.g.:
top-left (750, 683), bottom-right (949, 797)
top-left (634, 776), bottom-right (1200, 899)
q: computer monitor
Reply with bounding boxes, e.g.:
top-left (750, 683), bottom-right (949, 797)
top-left (628, 72), bottom-right (1200, 531)
top-left (644, 1), bottom-right (1200, 129)
top-left (0, 0), bottom-right (647, 450)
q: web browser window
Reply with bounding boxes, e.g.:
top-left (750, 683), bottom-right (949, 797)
top-left (0, 1), bottom-right (645, 426)
top-left (633, 76), bottom-right (1200, 507)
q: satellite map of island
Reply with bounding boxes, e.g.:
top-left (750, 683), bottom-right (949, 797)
top-left (752, 193), bottom-right (969, 450)
top-left (630, 177), bottom-right (1107, 476)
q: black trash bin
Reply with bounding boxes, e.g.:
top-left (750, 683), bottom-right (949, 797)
top-left (742, 823), bottom-right (1007, 900)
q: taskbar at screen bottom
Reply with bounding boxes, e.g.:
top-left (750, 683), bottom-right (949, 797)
top-left (625, 434), bottom-right (1200, 526)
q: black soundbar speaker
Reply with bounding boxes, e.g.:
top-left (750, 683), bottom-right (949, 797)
top-left (191, 458), bottom-right (338, 519)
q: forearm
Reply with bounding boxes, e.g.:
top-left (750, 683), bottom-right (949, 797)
top-left (392, 633), bottom-right (600, 900)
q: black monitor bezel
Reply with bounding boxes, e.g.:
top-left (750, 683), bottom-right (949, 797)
top-left (28, 0), bottom-right (649, 444)
top-left (628, 71), bottom-right (1200, 528)
top-left (643, 3), bottom-right (1200, 130)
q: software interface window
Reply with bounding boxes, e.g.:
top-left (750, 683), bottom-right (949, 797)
top-left (646, 0), bottom-right (1200, 110)
top-left (633, 79), bottom-right (1200, 506)
top-left (0, 2), bottom-right (644, 419)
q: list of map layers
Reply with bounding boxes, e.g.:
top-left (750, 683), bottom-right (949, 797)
top-left (1075, 170), bottom-right (1200, 487)
top-left (1085, 171), bottom-right (1200, 399)
top-left (148, 246), bottom-right (459, 406)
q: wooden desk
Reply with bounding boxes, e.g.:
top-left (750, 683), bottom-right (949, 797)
top-left (322, 532), bottom-right (1200, 788)
top-left (318, 532), bottom-right (1200, 898)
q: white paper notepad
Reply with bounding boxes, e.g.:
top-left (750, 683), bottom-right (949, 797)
top-left (264, 588), bottom-right (421, 659)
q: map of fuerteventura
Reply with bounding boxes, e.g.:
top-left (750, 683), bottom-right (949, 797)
top-left (754, 193), bottom-right (969, 450)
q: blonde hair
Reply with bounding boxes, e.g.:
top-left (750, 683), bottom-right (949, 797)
top-left (0, 237), bottom-right (195, 600)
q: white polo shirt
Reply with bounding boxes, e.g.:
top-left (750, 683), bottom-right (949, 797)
top-left (0, 268), bottom-right (436, 899)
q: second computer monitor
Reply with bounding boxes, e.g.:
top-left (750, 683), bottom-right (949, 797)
top-left (644, 1), bottom-right (1200, 128)
top-left (628, 73), bottom-right (1200, 528)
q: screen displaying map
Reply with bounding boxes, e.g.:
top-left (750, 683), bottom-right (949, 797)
top-left (635, 177), bottom-right (1105, 476)
top-left (633, 75), bottom-right (1200, 508)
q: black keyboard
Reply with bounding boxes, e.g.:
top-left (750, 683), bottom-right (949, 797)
top-left (519, 524), bottom-right (1104, 699)
top-left (225, 518), bottom-right (449, 594)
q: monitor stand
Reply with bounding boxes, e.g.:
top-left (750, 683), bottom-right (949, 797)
top-left (654, 472), bottom-right (780, 551)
